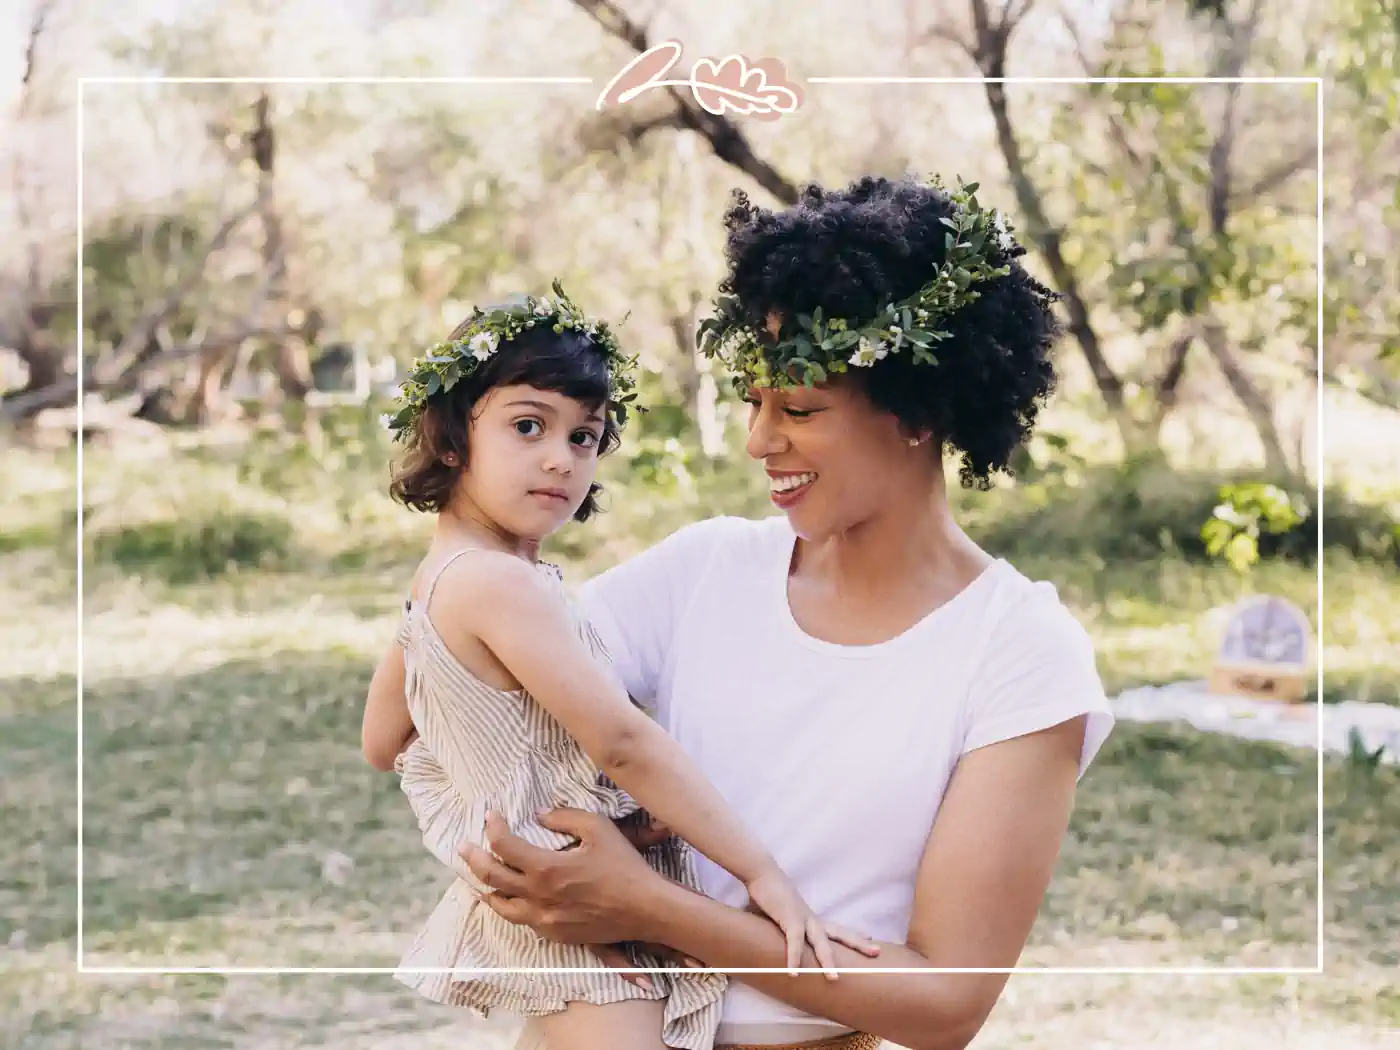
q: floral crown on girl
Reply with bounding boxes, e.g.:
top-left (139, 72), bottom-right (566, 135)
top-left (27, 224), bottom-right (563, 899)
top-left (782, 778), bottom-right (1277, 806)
top-left (695, 175), bottom-right (1018, 392)
top-left (384, 280), bottom-right (640, 443)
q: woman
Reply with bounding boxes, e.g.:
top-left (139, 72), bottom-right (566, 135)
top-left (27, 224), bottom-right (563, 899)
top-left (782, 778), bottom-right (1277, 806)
top-left (365, 174), bottom-right (1114, 1050)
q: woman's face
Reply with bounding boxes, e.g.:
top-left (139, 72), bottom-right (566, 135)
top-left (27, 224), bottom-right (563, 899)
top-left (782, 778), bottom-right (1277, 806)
top-left (742, 376), bottom-right (930, 540)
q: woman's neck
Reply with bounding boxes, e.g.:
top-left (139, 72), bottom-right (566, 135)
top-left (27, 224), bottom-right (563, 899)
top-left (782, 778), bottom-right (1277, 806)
top-left (793, 471), bottom-right (990, 599)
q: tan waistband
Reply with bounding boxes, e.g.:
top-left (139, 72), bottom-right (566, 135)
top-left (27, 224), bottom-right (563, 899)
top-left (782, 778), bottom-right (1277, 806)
top-left (716, 1032), bottom-right (883, 1050)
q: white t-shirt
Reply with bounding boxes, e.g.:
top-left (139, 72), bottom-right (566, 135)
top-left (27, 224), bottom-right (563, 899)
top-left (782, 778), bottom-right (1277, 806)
top-left (578, 514), bottom-right (1114, 1036)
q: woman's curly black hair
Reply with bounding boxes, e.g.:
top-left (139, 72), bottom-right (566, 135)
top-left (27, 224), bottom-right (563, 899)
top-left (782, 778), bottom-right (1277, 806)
top-left (719, 174), bottom-right (1063, 489)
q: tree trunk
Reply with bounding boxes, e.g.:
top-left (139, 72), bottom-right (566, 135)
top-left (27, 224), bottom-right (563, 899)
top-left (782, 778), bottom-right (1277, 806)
top-left (250, 92), bottom-right (310, 405)
top-left (979, 80), bottom-right (1133, 446)
top-left (190, 342), bottom-right (239, 424)
top-left (12, 316), bottom-right (64, 394)
top-left (1202, 321), bottom-right (1292, 476)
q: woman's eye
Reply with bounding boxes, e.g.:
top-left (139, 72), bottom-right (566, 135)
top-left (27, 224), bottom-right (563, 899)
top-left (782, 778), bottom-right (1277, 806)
top-left (785, 407), bottom-right (814, 419)
top-left (515, 419), bottom-right (543, 437)
top-left (572, 430), bottom-right (600, 449)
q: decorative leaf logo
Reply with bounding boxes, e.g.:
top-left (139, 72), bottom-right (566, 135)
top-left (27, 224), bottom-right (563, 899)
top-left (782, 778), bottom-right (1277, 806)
top-left (595, 40), bottom-right (685, 109)
top-left (595, 41), bottom-right (805, 122)
top-left (690, 54), bottom-right (802, 121)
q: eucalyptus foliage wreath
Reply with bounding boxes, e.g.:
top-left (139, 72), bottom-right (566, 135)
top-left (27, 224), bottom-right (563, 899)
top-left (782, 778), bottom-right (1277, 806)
top-left (695, 175), bottom-right (1019, 391)
top-left (383, 279), bottom-right (641, 443)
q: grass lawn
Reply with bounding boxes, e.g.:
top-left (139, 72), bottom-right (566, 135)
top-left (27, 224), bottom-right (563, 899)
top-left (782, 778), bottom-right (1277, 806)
top-left (2, 442), bottom-right (1396, 1048)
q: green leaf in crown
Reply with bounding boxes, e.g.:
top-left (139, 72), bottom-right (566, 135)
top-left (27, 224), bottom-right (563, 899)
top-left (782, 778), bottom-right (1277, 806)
top-left (383, 279), bottom-right (641, 443)
top-left (696, 175), bottom-right (1017, 392)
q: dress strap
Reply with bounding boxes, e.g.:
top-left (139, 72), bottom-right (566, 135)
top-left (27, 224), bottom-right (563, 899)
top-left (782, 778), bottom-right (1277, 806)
top-left (419, 547), bottom-right (491, 609)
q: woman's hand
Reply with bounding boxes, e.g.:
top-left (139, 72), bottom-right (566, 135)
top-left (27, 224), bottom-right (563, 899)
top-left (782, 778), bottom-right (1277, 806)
top-left (744, 865), bottom-right (840, 979)
top-left (460, 808), bottom-right (671, 946)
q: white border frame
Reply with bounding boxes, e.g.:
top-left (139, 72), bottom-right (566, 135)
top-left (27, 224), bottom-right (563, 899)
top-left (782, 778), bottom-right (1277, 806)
top-left (75, 73), bottom-right (1326, 977)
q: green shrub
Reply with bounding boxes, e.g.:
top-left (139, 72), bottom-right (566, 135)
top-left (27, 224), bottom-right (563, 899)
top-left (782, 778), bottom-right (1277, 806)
top-left (964, 461), bottom-right (1399, 565)
top-left (87, 511), bottom-right (296, 584)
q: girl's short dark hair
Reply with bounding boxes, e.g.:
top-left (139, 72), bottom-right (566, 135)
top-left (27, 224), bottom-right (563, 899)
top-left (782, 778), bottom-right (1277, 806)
top-left (388, 317), bottom-right (622, 520)
top-left (720, 174), bottom-right (1063, 488)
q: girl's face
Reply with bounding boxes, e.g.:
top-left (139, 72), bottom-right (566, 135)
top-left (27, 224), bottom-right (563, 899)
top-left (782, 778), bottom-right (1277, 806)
top-left (742, 376), bottom-right (931, 541)
top-left (455, 384), bottom-right (605, 541)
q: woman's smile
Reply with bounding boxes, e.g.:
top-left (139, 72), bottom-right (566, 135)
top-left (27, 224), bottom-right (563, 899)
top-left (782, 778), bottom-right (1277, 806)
top-left (767, 469), bottom-right (818, 507)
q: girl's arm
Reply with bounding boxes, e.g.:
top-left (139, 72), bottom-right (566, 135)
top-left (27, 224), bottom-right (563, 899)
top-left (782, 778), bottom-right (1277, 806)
top-left (362, 640), bottom-right (415, 772)
top-left (432, 554), bottom-right (791, 898)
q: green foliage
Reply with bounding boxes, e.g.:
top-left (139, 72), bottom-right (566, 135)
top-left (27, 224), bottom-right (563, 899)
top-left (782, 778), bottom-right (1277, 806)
top-left (964, 455), bottom-right (1398, 565)
top-left (67, 209), bottom-right (229, 358)
top-left (1200, 481), bottom-right (1309, 572)
top-left (1346, 726), bottom-right (1389, 776)
top-left (1056, 41), bottom-right (1314, 344)
top-left (1320, 0), bottom-right (1400, 367)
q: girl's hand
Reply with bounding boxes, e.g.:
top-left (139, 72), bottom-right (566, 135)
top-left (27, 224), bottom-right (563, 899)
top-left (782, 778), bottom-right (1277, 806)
top-left (743, 866), bottom-right (839, 979)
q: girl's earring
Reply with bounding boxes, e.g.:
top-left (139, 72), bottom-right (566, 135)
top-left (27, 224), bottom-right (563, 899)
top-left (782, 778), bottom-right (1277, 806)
top-left (907, 437), bottom-right (921, 447)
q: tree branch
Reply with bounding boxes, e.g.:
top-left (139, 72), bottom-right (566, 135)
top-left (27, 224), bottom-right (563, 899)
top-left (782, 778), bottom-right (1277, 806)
top-left (1235, 144), bottom-right (1316, 204)
top-left (962, 0), bottom-right (1127, 421)
top-left (0, 319), bottom-right (295, 423)
top-left (624, 110), bottom-right (686, 143)
top-left (12, 0), bottom-right (56, 303)
top-left (1149, 321), bottom-right (1196, 427)
top-left (1206, 0), bottom-right (1264, 235)
top-left (92, 203), bottom-right (259, 388)
top-left (1, 200), bottom-right (263, 424)
top-left (1201, 319), bottom-right (1291, 475)
top-left (1000, 0), bottom-right (1040, 31)
top-left (570, 0), bottom-right (801, 204)
top-left (914, 9), bottom-right (976, 60)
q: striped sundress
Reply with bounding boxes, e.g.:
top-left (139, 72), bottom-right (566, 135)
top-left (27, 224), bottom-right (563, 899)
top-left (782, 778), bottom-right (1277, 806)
top-left (391, 547), bottom-right (727, 1050)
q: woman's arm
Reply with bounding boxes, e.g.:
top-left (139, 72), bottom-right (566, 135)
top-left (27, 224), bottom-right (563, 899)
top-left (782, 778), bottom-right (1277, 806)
top-left (468, 716), bottom-right (1088, 1050)
top-left (362, 640), bottom-right (415, 772)
top-left (647, 716), bottom-right (1087, 1050)
top-left (436, 553), bottom-right (781, 889)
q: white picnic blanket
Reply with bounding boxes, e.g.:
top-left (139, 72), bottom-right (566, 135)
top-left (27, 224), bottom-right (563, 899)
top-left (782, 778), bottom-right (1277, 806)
top-left (1111, 680), bottom-right (1400, 765)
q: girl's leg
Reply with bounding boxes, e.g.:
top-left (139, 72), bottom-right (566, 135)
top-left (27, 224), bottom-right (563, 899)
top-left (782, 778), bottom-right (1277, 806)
top-left (534, 998), bottom-right (669, 1050)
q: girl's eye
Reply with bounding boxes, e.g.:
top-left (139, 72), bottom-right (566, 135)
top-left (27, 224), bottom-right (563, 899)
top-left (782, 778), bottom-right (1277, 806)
top-left (515, 419), bottom-right (543, 437)
top-left (572, 430), bottom-right (601, 449)
top-left (784, 407), bottom-right (815, 419)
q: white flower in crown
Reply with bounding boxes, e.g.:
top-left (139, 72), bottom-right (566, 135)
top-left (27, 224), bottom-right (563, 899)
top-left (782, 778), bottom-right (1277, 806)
top-left (991, 210), bottom-right (1015, 253)
top-left (849, 337), bottom-right (881, 367)
top-left (379, 413), bottom-right (394, 432)
top-left (887, 324), bottom-right (906, 348)
top-left (468, 331), bottom-right (498, 360)
top-left (532, 296), bottom-right (553, 316)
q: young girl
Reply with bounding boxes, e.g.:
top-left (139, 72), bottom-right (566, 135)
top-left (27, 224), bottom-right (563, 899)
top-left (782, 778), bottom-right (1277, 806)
top-left (362, 286), bottom-right (851, 1050)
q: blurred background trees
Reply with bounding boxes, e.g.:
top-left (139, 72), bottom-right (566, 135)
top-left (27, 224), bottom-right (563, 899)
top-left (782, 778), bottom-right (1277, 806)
top-left (0, 0), bottom-right (1394, 561)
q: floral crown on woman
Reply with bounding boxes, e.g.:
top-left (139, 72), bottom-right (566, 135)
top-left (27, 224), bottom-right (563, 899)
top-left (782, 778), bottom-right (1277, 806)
top-left (695, 175), bottom-right (1018, 391)
top-left (384, 280), bottom-right (640, 443)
